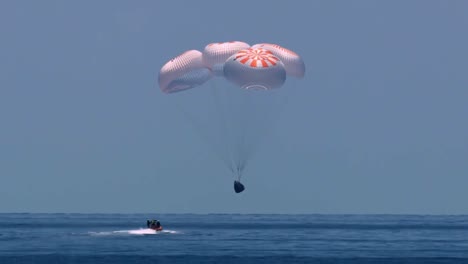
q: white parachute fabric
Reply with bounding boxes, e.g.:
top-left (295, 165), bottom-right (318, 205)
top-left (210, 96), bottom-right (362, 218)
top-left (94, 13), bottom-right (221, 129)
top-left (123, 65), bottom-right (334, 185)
top-left (159, 50), bottom-right (212, 94)
top-left (223, 48), bottom-right (286, 90)
top-left (251, 43), bottom-right (305, 78)
top-left (202, 41), bottom-right (250, 77)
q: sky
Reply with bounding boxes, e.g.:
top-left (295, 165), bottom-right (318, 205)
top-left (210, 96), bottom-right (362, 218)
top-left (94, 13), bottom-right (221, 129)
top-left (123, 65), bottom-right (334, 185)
top-left (0, 0), bottom-right (467, 214)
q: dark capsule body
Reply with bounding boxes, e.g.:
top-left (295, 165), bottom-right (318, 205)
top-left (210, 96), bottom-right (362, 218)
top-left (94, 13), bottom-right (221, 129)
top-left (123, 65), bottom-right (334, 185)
top-left (234, 181), bottom-right (245, 193)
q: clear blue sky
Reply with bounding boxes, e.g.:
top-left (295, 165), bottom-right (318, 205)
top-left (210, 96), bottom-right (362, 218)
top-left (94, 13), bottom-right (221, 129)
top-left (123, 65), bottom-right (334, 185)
top-left (1, 0), bottom-right (467, 214)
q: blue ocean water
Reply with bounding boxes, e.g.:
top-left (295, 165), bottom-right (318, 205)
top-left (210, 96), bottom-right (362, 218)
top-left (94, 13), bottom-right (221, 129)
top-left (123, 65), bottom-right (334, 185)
top-left (0, 214), bottom-right (467, 263)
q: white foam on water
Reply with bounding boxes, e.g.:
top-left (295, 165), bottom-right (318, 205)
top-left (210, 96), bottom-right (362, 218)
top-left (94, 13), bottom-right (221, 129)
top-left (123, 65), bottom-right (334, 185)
top-left (89, 228), bottom-right (180, 236)
top-left (126, 228), bottom-right (157, 235)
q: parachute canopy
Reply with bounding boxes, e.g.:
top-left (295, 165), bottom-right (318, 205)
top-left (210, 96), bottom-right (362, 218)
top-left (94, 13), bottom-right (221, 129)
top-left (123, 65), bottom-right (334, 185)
top-left (158, 50), bottom-right (213, 94)
top-left (224, 48), bottom-right (286, 90)
top-left (251, 43), bottom-right (305, 78)
top-left (159, 41), bottom-right (304, 93)
top-left (202, 41), bottom-right (250, 76)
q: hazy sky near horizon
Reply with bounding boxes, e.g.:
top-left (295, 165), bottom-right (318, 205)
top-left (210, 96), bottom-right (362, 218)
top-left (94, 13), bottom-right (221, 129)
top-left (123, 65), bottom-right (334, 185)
top-left (1, 0), bottom-right (467, 214)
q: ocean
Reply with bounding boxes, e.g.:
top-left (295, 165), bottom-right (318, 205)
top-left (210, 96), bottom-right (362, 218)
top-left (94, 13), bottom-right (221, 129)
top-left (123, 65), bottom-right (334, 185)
top-left (0, 214), bottom-right (467, 263)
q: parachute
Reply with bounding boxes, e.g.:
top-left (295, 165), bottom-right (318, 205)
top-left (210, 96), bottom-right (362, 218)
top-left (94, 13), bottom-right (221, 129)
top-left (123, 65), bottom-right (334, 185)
top-left (202, 41), bottom-right (250, 77)
top-left (158, 50), bottom-right (212, 93)
top-left (223, 48), bottom-right (286, 90)
top-left (158, 41), bottom-right (305, 193)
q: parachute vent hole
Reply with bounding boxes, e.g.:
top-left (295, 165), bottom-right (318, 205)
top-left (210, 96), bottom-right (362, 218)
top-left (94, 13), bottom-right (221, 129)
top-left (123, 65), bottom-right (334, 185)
top-left (243, 84), bottom-right (269, 91)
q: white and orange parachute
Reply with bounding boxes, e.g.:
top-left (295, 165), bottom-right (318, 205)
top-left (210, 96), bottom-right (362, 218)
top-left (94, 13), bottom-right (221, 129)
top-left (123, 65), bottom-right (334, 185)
top-left (158, 41), bottom-right (305, 93)
top-left (158, 41), bottom-right (305, 193)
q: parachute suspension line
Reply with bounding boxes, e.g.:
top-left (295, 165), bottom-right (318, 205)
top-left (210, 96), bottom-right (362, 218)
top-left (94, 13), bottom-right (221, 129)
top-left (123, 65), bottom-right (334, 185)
top-left (209, 79), bottom-right (235, 175)
top-left (220, 82), bottom-right (245, 182)
top-left (226, 85), bottom-right (238, 179)
top-left (236, 79), bottom-right (298, 180)
top-left (243, 93), bottom-right (255, 179)
top-left (236, 135), bottom-right (244, 181)
top-left (173, 98), bottom-right (233, 179)
top-left (218, 82), bottom-right (246, 181)
top-left (236, 124), bottom-right (244, 181)
top-left (239, 91), bottom-right (261, 176)
top-left (235, 90), bottom-right (250, 179)
top-left (276, 79), bottom-right (298, 116)
top-left (235, 88), bottom-right (252, 181)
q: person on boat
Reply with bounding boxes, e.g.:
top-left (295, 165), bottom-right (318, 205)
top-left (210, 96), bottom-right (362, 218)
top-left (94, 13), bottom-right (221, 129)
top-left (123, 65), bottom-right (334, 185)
top-left (147, 219), bottom-right (163, 231)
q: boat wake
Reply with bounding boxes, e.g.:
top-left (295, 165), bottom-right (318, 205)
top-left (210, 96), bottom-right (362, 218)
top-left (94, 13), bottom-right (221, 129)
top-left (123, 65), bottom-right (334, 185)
top-left (89, 228), bottom-right (180, 236)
